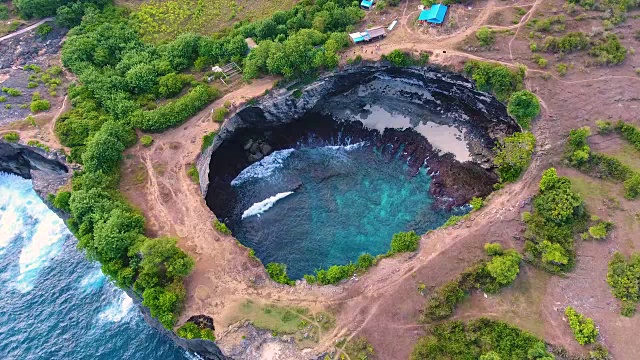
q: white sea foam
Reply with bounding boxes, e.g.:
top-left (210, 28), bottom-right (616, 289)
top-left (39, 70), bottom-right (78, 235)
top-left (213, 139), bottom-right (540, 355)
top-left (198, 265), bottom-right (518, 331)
top-left (16, 210), bottom-right (68, 292)
top-left (98, 292), bottom-right (134, 323)
top-left (241, 191), bottom-right (294, 219)
top-left (0, 173), bottom-right (70, 291)
top-left (321, 142), bottom-right (365, 151)
top-left (80, 267), bottom-right (106, 293)
top-left (231, 149), bottom-right (294, 186)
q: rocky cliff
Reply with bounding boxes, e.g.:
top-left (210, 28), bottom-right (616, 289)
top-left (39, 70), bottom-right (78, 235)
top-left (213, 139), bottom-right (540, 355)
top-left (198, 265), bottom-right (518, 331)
top-left (0, 140), bottom-right (70, 198)
top-left (200, 65), bottom-right (519, 209)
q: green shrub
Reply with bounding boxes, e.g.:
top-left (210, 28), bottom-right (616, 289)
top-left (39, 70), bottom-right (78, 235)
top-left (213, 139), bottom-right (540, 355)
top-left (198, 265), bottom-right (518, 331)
top-left (411, 318), bottom-right (553, 359)
top-left (187, 164), bottom-right (199, 184)
top-left (463, 61), bottom-right (525, 101)
top-left (140, 135), bottom-right (153, 147)
top-left (543, 32), bottom-right (589, 53)
top-left (556, 63), bottom-right (568, 76)
top-left (587, 221), bottom-right (612, 239)
top-left (356, 253), bottom-right (374, 270)
top-left (589, 34), bottom-right (627, 65)
top-left (564, 306), bottom-right (598, 345)
top-left (389, 231), bottom-right (420, 253)
top-left (0, 4), bottom-right (8, 21)
top-left (493, 132), bottom-right (536, 183)
top-left (424, 281), bottom-right (466, 320)
top-left (177, 322), bottom-right (215, 340)
top-left (133, 85), bottom-right (220, 132)
top-left (2, 87), bottom-right (22, 96)
top-left (30, 99), bottom-right (51, 113)
top-left (0, 96), bottom-right (6, 102)
top-left (621, 300), bottom-right (637, 317)
top-left (616, 121), bottom-right (640, 152)
top-left (27, 82), bottom-right (38, 89)
top-left (213, 219), bottom-right (232, 235)
top-left (443, 215), bottom-right (464, 227)
top-left (470, 197), bottom-right (485, 211)
top-left (507, 90), bottom-right (540, 129)
top-left (201, 131), bottom-right (217, 150)
top-left (51, 191), bottom-right (72, 212)
top-left (36, 23), bottom-right (53, 37)
top-left (3, 131), bottom-right (19, 143)
top-left (595, 120), bottom-right (613, 134)
top-left (266, 262), bottom-right (295, 286)
top-left (522, 168), bottom-right (585, 273)
top-left (484, 243), bottom-right (504, 256)
top-left (212, 107), bottom-right (228, 123)
top-left (384, 49), bottom-right (412, 67)
top-left (624, 173), bottom-right (640, 199)
top-left (607, 252), bottom-right (640, 316)
top-left (476, 27), bottom-right (495, 46)
top-left (486, 250), bottom-right (522, 286)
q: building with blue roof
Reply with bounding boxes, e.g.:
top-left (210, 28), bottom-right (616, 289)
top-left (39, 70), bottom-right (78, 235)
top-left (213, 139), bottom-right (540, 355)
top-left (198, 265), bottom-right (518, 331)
top-left (418, 4), bottom-right (448, 25)
top-left (360, 0), bottom-right (374, 9)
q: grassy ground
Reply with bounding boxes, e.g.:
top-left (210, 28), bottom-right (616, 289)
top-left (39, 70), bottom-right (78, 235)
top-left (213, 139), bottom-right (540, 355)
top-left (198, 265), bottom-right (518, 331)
top-left (226, 300), bottom-right (335, 346)
top-left (116, 0), bottom-right (298, 43)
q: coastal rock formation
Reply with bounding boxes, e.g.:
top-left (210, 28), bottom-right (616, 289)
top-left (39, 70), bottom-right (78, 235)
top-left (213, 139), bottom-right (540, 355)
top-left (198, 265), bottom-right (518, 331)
top-left (0, 140), bottom-right (69, 198)
top-left (201, 65), bottom-right (519, 208)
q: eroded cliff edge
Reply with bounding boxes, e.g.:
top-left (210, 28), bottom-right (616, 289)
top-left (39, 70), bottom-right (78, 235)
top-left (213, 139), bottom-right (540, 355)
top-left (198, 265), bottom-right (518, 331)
top-left (199, 65), bottom-right (519, 210)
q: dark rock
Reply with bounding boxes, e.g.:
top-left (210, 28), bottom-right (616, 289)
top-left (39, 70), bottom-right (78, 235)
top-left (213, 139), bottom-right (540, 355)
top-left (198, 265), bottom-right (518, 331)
top-left (0, 140), bottom-right (70, 199)
top-left (201, 65), bottom-right (519, 211)
top-left (187, 314), bottom-right (216, 331)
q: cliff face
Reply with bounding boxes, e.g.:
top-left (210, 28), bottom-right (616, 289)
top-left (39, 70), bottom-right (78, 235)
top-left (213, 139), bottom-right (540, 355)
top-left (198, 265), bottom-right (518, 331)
top-left (201, 65), bottom-right (519, 209)
top-left (0, 140), bottom-right (70, 198)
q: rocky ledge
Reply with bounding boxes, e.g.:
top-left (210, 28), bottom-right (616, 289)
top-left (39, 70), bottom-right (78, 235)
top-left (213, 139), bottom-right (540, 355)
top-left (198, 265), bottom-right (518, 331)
top-left (200, 65), bottom-right (519, 209)
top-left (0, 140), bottom-right (70, 198)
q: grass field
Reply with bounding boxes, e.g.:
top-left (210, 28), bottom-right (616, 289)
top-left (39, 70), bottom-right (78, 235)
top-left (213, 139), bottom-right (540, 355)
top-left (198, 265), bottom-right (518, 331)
top-left (116, 0), bottom-right (298, 43)
top-left (227, 300), bottom-right (335, 345)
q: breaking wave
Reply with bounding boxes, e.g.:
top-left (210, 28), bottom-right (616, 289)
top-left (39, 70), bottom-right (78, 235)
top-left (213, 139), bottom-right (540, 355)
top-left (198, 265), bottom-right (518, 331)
top-left (241, 191), bottom-right (294, 219)
top-left (98, 292), bottom-right (134, 323)
top-left (231, 149), bottom-right (294, 186)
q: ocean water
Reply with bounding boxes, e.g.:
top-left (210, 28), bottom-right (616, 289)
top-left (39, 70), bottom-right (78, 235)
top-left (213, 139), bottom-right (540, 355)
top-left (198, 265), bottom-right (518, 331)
top-left (228, 143), bottom-right (466, 279)
top-left (0, 173), bottom-right (192, 360)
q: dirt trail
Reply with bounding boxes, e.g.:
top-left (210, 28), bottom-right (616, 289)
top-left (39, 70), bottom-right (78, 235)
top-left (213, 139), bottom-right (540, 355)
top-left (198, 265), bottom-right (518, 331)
top-left (0, 18), bottom-right (54, 43)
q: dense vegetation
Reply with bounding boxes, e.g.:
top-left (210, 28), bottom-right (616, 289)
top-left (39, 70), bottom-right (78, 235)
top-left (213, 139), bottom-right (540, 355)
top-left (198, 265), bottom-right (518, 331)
top-left (566, 124), bottom-right (640, 199)
top-left (522, 168), bottom-right (586, 273)
top-left (3, 131), bottom-right (20, 142)
top-left (381, 49), bottom-right (430, 67)
top-left (607, 252), bottom-right (640, 317)
top-left (493, 132), bottom-right (536, 183)
top-left (14, 0), bottom-right (111, 28)
top-left (410, 318), bottom-right (554, 359)
top-left (507, 90), bottom-right (540, 130)
top-left (463, 61), bottom-right (525, 102)
top-left (423, 243), bottom-right (522, 321)
top-left (176, 321), bottom-right (216, 341)
top-left (565, 306), bottom-right (598, 345)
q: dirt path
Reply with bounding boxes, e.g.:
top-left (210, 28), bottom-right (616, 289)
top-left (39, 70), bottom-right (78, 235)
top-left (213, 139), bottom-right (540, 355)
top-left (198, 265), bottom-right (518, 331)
top-left (0, 18), bottom-right (54, 43)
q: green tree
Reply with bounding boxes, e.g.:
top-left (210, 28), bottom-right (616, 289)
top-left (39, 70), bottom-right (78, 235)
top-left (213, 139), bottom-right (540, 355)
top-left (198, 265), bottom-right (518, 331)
top-left (266, 262), bottom-right (295, 286)
top-left (476, 27), bottom-right (495, 46)
top-left (507, 90), bottom-right (540, 129)
top-left (493, 132), bottom-right (536, 183)
top-left (486, 250), bottom-right (522, 287)
top-left (564, 306), bottom-right (598, 345)
top-left (389, 231), bottom-right (420, 253)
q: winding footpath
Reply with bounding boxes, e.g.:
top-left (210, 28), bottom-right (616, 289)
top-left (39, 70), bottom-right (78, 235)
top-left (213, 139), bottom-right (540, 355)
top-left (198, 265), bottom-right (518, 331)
top-left (0, 18), bottom-right (54, 43)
